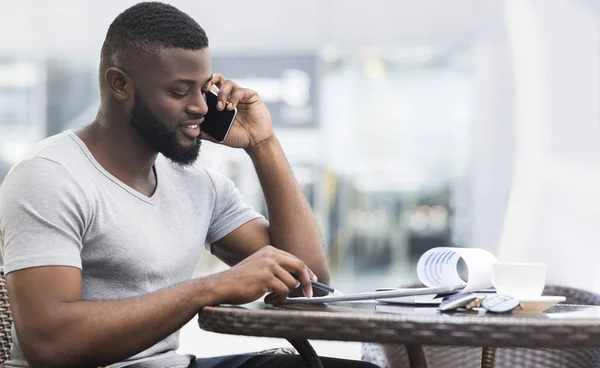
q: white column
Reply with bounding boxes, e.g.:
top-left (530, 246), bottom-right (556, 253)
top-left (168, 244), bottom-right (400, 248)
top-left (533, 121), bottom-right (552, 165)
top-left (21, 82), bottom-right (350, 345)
top-left (498, 0), bottom-right (600, 290)
top-left (497, 0), bottom-right (549, 262)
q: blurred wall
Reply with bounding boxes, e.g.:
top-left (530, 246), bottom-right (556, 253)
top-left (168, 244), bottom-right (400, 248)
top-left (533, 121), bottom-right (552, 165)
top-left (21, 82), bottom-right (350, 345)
top-left (0, 0), bottom-right (481, 55)
top-left (467, 1), bottom-right (515, 256)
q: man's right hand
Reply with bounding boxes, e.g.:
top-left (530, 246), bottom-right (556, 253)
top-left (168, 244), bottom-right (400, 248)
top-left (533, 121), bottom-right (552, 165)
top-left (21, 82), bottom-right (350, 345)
top-left (214, 245), bottom-right (317, 305)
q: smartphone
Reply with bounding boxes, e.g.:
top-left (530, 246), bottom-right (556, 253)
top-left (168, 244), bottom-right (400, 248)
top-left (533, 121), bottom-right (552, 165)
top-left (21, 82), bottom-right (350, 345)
top-left (201, 89), bottom-right (237, 143)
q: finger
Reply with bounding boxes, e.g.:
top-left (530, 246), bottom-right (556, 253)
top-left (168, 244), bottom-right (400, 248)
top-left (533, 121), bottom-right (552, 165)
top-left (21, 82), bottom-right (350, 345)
top-left (266, 278), bottom-right (291, 305)
top-left (264, 292), bottom-right (285, 305)
top-left (216, 80), bottom-right (239, 111)
top-left (307, 268), bottom-right (318, 282)
top-left (268, 247), bottom-right (318, 283)
top-left (259, 246), bottom-right (316, 296)
top-left (277, 257), bottom-right (313, 298)
top-left (208, 73), bottom-right (229, 110)
top-left (226, 88), bottom-right (255, 110)
top-left (273, 265), bottom-right (300, 291)
top-left (268, 248), bottom-right (316, 278)
top-left (210, 73), bottom-right (226, 89)
top-left (299, 268), bottom-right (314, 298)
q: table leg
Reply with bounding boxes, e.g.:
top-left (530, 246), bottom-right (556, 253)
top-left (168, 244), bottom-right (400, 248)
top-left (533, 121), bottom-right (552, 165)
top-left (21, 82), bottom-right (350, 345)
top-left (287, 339), bottom-right (324, 368)
top-left (405, 344), bottom-right (429, 368)
top-left (481, 347), bottom-right (497, 368)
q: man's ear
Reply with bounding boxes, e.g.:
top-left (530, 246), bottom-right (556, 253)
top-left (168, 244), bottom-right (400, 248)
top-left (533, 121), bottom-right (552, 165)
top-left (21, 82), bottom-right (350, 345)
top-left (104, 67), bottom-right (133, 101)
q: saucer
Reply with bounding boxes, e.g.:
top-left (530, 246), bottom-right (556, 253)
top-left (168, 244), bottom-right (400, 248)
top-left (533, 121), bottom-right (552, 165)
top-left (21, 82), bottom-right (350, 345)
top-left (518, 296), bottom-right (566, 312)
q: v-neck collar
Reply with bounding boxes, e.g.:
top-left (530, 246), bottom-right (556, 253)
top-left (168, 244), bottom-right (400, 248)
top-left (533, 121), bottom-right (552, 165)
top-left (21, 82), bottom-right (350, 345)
top-left (67, 130), bottom-right (161, 205)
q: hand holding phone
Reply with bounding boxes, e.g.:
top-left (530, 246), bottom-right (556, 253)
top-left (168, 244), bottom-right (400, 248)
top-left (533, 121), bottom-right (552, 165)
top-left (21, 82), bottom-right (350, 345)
top-left (201, 89), bottom-right (237, 143)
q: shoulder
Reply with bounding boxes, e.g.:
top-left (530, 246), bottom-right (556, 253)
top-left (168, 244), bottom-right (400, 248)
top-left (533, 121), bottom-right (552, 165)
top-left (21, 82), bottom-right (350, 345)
top-left (1, 132), bottom-right (92, 204)
top-left (0, 156), bottom-right (88, 208)
top-left (8, 131), bottom-right (91, 180)
top-left (26, 131), bottom-right (83, 161)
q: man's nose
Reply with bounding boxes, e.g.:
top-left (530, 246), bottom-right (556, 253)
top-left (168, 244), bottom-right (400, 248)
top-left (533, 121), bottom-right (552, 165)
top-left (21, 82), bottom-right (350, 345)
top-left (186, 91), bottom-right (209, 116)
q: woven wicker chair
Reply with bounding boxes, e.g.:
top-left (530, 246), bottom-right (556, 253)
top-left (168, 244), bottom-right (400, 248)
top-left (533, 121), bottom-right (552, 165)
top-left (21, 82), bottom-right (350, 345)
top-left (0, 268), bottom-right (296, 367)
top-left (362, 285), bottom-right (600, 368)
top-left (0, 268), bottom-right (11, 366)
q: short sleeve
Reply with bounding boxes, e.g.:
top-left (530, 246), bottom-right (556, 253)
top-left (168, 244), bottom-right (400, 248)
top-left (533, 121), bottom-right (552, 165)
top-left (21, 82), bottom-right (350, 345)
top-left (0, 157), bottom-right (90, 274)
top-left (203, 168), bottom-right (263, 250)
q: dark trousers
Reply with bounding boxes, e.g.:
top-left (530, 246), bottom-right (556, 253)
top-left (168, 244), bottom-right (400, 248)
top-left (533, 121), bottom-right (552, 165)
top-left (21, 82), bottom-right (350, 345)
top-left (191, 354), bottom-right (380, 368)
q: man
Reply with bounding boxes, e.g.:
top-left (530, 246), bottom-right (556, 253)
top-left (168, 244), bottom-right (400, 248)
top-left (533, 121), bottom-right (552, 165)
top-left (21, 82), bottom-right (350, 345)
top-left (0, 2), bottom-right (378, 368)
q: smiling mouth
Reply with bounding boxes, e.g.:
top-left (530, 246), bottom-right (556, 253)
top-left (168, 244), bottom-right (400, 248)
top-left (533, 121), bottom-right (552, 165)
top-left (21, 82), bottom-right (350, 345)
top-left (180, 123), bottom-right (201, 138)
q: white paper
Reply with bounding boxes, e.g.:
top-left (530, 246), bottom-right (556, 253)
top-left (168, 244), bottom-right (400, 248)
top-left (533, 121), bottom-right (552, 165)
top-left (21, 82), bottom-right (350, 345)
top-left (284, 247), bottom-right (497, 304)
top-left (282, 285), bottom-right (463, 304)
top-left (416, 247), bottom-right (497, 293)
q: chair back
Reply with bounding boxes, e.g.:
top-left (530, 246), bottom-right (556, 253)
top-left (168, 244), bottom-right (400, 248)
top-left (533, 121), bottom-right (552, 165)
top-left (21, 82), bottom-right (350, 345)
top-left (0, 268), bottom-right (12, 364)
top-left (362, 284), bottom-right (600, 368)
top-left (543, 285), bottom-right (600, 305)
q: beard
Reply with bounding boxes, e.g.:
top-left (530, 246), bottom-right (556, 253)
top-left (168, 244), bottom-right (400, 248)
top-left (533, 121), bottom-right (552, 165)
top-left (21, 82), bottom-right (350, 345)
top-left (129, 91), bottom-right (201, 166)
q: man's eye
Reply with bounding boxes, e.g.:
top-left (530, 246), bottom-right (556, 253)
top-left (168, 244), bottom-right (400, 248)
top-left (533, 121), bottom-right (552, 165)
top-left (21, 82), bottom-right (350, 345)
top-left (172, 91), bottom-right (188, 97)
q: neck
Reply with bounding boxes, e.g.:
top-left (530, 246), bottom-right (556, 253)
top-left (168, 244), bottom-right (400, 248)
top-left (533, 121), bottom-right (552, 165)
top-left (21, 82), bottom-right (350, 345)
top-left (77, 108), bottom-right (158, 190)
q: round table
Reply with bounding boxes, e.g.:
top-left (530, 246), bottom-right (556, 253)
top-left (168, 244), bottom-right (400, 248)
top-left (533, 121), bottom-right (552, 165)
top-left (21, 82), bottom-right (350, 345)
top-left (198, 302), bottom-right (600, 368)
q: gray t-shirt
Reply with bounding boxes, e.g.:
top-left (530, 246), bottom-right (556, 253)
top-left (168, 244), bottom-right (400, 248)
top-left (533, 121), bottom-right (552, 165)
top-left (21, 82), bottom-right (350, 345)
top-left (0, 130), bottom-right (263, 367)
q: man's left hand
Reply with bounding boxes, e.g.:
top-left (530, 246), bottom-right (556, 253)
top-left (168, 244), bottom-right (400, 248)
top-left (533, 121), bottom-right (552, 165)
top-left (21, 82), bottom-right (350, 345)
top-left (202, 73), bottom-right (274, 151)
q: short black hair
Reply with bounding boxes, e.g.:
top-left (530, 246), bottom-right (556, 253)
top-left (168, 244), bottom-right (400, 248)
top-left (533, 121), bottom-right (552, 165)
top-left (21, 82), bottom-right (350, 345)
top-left (100, 2), bottom-right (208, 71)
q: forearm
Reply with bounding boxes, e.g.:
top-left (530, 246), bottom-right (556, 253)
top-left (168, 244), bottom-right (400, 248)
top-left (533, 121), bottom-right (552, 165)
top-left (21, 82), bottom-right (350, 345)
top-left (246, 136), bottom-right (329, 283)
top-left (21, 274), bottom-right (224, 368)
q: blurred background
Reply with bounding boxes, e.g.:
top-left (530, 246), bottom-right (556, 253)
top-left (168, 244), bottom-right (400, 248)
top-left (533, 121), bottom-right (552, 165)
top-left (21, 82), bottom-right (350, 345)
top-left (1, 0), bottom-right (600, 360)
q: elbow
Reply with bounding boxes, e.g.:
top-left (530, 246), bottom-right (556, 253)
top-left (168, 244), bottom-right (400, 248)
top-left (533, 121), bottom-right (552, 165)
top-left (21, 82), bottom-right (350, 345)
top-left (20, 334), bottom-right (91, 368)
top-left (22, 340), bottom-right (67, 368)
top-left (16, 320), bottom-right (67, 367)
top-left (25, 351), bottom-right (97, 368)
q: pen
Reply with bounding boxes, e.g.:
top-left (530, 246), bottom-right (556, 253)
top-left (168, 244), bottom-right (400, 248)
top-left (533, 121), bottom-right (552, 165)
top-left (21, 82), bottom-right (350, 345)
top-left (311, 280), bottom-right (344, 296)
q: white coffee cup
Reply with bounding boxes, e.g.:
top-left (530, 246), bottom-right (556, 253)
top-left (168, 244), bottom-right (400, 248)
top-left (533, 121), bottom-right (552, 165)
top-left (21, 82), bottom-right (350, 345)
top-left (491, 262), bottom-right (547, 298)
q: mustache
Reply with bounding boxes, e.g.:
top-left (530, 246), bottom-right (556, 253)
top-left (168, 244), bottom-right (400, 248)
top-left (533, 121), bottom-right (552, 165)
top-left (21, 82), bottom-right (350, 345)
top-left (185, 113), bottom-right (204, 121)
top-left (178, 114), bottom-right (204, 126)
